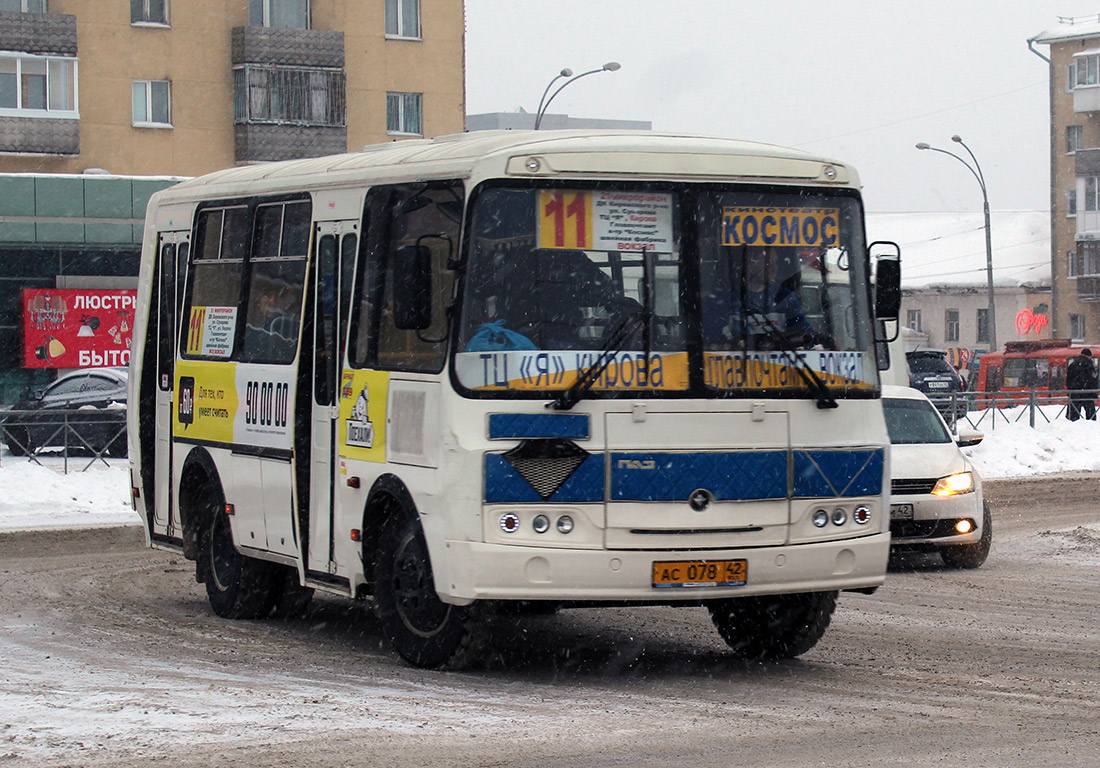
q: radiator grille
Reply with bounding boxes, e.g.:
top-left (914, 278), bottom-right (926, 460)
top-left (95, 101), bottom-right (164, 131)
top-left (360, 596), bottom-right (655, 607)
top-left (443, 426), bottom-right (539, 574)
top-left (891, 478), bottom-right (938, 495)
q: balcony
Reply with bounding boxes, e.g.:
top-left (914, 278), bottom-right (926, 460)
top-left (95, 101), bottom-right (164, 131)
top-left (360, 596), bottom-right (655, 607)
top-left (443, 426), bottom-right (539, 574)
top-left (231, 26), bottom-right (346, 163)
top-left (231, 26), bottom-right (344, 68)
top-left (0, 10), bottom-right (76, 56)
top-left (1076, 276), bottom-right (1100, 301)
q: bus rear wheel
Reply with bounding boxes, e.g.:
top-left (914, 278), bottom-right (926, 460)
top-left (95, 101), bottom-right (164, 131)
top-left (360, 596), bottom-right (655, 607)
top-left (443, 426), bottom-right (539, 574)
top-left (707, 590), bottom-right (838, 660)
top-left (202, 508), bottom-right (275, 619)
top-left (374, 511), bottom-right (485, 669)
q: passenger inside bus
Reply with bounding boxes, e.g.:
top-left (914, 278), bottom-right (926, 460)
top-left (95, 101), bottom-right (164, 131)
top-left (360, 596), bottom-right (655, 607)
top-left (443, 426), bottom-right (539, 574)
top-left (703, 245), bottom-right (823, 351)
top-left (464, 246), bottom-right (642, 351)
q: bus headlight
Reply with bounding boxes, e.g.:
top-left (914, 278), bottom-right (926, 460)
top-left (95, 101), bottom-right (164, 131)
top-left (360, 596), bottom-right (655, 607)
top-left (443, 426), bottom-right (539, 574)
top-left (812, 509), bottom-right (829, 528)
top-left (931, 472), bottom-right (974, 496)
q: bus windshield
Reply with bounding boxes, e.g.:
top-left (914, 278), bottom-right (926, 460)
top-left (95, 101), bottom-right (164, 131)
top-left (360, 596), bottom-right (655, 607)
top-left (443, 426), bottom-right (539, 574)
top-left (454, 184), bottom-right (876, 398)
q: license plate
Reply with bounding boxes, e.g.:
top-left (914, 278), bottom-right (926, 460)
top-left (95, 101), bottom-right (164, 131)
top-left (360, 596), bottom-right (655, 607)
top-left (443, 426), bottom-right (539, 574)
top-left (890, 503), bottom-right (914, 520)
top-left (652, 559), bottom-right (747, 588)
top-left (928, 381), bottom-right (949, 389)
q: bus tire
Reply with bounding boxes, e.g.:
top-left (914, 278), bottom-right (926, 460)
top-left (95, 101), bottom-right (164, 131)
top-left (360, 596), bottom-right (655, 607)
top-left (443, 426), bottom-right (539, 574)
top-left (940, 502), bottom-right (992, 570)
top-left (707, 590), bottom-right (838, 660)
top-left (201, 507), bottom-right (275, 620)
top-left (374, 511), bottom-right (485, 669)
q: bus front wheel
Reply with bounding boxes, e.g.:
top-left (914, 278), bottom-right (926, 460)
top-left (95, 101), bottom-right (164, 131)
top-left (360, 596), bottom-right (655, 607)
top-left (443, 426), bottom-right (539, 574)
top-left (202, 508), bottom-right (275, 620)
top-left (707, 590), bottom-right (838, 660)
top-left (373, 511), bottom-right (486, 669)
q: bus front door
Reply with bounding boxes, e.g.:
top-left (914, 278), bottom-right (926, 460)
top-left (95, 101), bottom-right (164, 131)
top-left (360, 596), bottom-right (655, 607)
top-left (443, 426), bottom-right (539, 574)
top-left (155, 232), bottom-right (189, 534)
top-left (306, 223), bottom-right (357, 577)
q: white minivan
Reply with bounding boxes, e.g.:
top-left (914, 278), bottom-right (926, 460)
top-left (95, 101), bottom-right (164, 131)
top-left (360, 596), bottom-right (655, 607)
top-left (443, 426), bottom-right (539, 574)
top-left (883, 385), bottom-right (992, 568)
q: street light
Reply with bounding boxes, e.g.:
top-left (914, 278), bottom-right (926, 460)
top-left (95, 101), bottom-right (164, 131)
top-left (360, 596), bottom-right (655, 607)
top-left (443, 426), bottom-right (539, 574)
top-left (534, 62), bottom-right (621, 130)
top-left (916, 135), bottom-right (997, 353)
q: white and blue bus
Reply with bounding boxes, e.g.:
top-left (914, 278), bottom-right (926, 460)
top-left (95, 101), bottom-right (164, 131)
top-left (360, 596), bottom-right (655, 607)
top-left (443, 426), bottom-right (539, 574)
top-left (128, 131), bottom-right (901, 668)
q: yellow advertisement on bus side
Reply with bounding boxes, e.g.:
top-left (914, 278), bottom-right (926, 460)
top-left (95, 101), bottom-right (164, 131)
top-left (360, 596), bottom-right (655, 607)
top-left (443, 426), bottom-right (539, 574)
top-left (174, 361), bottom-right (239, 444)
top-left (338, 369), bottom-right (389, 463)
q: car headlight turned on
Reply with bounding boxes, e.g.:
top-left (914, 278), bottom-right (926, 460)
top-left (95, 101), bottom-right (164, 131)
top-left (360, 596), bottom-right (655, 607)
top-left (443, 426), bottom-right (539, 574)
top-left (931, 472), bottom-right (974, 496)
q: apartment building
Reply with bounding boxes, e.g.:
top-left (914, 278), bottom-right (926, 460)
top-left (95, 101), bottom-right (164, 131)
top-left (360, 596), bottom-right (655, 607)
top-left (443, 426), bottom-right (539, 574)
top-left (0, 1), bottom-right (464, 401)
top-left (1030, 16), bottom-right (1100, 344)
top-left (0, 0), bottom-right (466, 174)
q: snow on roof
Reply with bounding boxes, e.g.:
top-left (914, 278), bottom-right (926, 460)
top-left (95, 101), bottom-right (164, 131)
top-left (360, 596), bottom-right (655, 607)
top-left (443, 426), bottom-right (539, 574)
top-left (1031, 16), bottom-right (1100, 44)
top-left (865, 210), bottom-right (1050, 289)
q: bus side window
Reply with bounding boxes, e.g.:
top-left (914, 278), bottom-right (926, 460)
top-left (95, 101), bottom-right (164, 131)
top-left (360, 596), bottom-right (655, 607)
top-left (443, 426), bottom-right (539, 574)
top-left (353, 182), bottom-right (462, 372)
top-left (987, 365), bottom-right (1002, 392)
top-left (181, 206), bottom-right (248, 358)
top-left (240, 200), bottom-right (311, 364)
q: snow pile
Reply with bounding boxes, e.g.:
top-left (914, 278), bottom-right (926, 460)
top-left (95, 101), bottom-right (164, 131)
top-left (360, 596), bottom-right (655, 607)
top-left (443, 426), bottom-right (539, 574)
top-left (0, 404), bottom-right (1097, 532)
top-left (0, 455), bottom-right (138, 531)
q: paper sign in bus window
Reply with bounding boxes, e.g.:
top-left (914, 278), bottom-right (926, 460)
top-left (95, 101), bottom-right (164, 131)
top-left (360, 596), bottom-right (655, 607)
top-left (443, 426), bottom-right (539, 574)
top-left (186, 306), bottom-right (237, 357)
top-left (539, 191), bottom-right (674, 253)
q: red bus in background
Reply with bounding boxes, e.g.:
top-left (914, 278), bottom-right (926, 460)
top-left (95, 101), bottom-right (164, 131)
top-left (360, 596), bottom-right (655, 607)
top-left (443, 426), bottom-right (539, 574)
top-left (977, 339), bottom-right (1100, 403)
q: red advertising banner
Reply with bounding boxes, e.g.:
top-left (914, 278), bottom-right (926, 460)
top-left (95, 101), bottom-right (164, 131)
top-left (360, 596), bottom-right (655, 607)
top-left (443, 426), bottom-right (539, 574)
top-left (23, 288), bottom-right (136, 369)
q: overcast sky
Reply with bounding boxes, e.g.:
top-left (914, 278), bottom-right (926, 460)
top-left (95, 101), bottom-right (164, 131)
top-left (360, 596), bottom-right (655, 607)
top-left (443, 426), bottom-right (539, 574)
top-left (464, 1), bottom-right (1100, 215)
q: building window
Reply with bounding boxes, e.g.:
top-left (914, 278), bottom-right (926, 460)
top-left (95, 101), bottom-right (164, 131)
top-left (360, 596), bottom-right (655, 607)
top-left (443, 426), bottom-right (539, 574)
top-left (1068, 125), bottom-right (1083, 154)
top-left (1068, 61), bottom-right (1078, 92)
top-left (249, 0), bottom-right (309, 29)
top-left (386, 91), bottom-right (422, 135)
top-left (1071, 313), bottom-right (1087, 342)
top-left (0, 0), bottom-right (46, 11)
top-left (1078, 53), bottom-right (1100, 87)
top-left (0, 54), bottom-right (76, 117)
top-left (1069, 249), bottom-right (1081, 278)
top-left (976, 308), bottom-right (989, 344)
top-left (945, 309), bottom-right (959, 343)
top-left (1086, 176), bottom-right (1100, 212)
top-left (385, 0), bottom-right (420, 38)
top-left (1083, 242), bottom-right (1100, 277)
top-left (906, 309), bottom-right (922, 332)
top-left (233, 65), bottom-right (346, 127)
top-left (130, 0), bottom-right (167, 25)
top-left (1068, 188), bottom-right (1078, 217)
top-left (133, 80), bottom-right (171, 126)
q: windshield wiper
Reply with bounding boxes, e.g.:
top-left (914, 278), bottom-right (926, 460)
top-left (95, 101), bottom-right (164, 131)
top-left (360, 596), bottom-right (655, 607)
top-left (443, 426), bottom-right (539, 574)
top-left (750, 316), bottom-right (838, 409)
top-left (549, 311), bottom-right (646, 411)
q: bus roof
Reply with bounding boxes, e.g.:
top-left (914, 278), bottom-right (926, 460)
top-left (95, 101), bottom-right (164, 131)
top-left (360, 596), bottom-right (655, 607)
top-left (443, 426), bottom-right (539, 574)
top-left (161, 130), bottom-right (858, 200)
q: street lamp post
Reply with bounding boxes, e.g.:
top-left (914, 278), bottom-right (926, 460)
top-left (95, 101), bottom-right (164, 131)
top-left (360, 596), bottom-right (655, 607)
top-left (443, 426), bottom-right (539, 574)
top-left (916, 136), bottom-right (997, 353)
top-left (534, 62), bottom-right (621, 129)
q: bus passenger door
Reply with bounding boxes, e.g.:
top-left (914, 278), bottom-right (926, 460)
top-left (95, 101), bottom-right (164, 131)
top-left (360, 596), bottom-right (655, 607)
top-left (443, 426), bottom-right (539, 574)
top-left (154, 231), bottom-right (189, 533)
top-left (307, 222), bottom-right (357, 575)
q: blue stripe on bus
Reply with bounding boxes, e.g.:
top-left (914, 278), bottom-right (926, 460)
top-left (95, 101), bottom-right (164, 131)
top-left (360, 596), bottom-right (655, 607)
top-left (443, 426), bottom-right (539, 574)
top-left (609, 451), bottom-right (788, 502)
top-left (483, 452), bottom-right (603, 503)
top-left (487, 413), bottom-right (590, 440)
top-left (792, 449), bottom-right (884, 498)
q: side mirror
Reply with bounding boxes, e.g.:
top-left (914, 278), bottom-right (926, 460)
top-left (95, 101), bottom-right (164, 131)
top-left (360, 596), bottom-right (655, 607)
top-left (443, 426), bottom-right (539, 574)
top-left (955, 427), bottom-right (984, 448)
top-left (392, 244), bottom-right (432, 331)
top-left (871, 242), bottom-right (901, 320)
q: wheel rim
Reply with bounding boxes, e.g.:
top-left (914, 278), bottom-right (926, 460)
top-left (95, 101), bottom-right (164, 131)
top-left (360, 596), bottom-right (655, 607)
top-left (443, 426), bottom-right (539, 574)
top-left (208, 513), bottom-right (238, 593)
top-left (390, 528), bottom-right (451, 638)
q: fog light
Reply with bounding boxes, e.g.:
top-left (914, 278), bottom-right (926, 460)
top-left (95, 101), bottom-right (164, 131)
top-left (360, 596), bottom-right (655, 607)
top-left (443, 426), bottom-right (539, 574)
top-left (556, 515), bottom-right (574, 534)
top-left (500, 513), bottom-right (520, 533)
top-left (853, 505), bottom-right (871, 525)
top-left (812, 509), bottom-right (829, 528)
top-left (532, 514), bottom-right (550, 534)
top-left (832, 507), bottom-right (847, 526)
top-left (955, 519), bottom-right (974, 534)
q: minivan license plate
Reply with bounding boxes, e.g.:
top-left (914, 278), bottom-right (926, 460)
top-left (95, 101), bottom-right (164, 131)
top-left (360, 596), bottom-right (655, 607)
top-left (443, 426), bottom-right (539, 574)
top-left (890, 503), bottom-right (914, 520)
top-left (652, 559), bottom-right (747, 588)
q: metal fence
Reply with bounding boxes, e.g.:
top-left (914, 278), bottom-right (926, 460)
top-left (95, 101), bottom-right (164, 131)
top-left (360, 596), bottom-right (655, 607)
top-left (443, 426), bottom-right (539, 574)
top-left (930, 389), bottom-right (1099, 432)
top-left (0, 408), bottom-right (126, 473)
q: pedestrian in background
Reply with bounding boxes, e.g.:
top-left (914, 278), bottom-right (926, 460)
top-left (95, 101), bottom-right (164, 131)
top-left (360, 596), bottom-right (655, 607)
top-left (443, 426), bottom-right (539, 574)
top-left (1066, 348), bottom-right (1098, 421)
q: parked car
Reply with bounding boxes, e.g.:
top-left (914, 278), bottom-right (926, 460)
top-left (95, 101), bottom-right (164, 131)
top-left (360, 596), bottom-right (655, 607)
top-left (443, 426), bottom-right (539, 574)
top-left (883, 385), bottom-right (991, 569)
top-left (1, 368), bottom-right (128, 457)
top-left (906, 349), bottom-right (968, 418)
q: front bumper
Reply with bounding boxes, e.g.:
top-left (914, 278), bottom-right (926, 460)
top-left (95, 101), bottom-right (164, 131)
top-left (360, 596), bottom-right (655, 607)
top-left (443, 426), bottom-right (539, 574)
top-left (438, 532), bottom-right (889, 604)
top-left (889, 491), bottom-right (982, 547)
